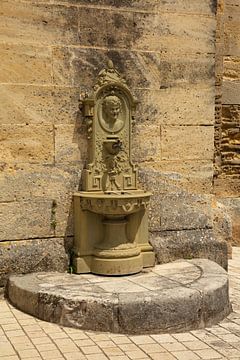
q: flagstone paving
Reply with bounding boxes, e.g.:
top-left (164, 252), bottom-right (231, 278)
top-left (1, 247), bottom-right (240, 360)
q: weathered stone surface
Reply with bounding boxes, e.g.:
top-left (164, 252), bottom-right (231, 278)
top-left (52, 47), bottom-right (215, 89)
top-left (214, 2), bottom-right (240, 199)
top-left (55, 124), bottom-right (87, 164)
top-left (0, 124), bottom-right (54, 164)
top-left (0, 1), bottom-right (79, 45)
top-left (214, 177), bottom-right (240, 197)
top-left (222, 80), bottom-right (240, 104)
top-left (77, 7), bottom-right (215, 54)
top-left (0, 238), bottom-right (69, 287)
top-left (132, 124), bottom-right (161, 163)
top-left (139, 161), bottom-right (213, 195)
top-left (0, 44), bottom-right (52, 84)
top-left (150, 229), bottom-right (228, 270)
top-left (0, 85), bottom-right (80, 125)
top-left (161, 126), bottom-right (214, 161)
top-left (224, 4), bottom-right (240, 56)
top-left (7, 259), bottom-right (231, 334)
top-left (0, 164), bottom-right (81, 202)
top-left (0, 200), bottom-right (54, 241)
top-left (224, 56), bottom-right (240, 80)
top-left (0, 165), bottom-right (81, 238)
top-left (0, 0), bottom-right (220, 284)
top-left (217, 198), bottom-right (240, 247)
top-left (212, 201), bottom-right (233, 257)
top-left (53, 87), bottom-right (80, 124)
top-left (187, 259), bottom-right (231, 325)
top-left (139, 168), bottom-right (213, 232)
top-left (135, 85), bottom-right (215, 126)
top-left (216, 104), bottom-right (240, 178)
top-left (50, 0), bottom-right (217, 15)
top-left (78, 8), bottom-right (134, 49)
top-left (132, 12), bottom-right (215, 54)
top-left (0, 85), bottom-right (54, 125)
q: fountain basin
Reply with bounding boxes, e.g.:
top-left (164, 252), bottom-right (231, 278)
top-left (73, 190), bottom-right (155, 275)
top-left (75, 190), bottom-right (151, 216)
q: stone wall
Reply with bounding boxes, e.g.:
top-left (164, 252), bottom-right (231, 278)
top-left (0, 0), bottom-right (225, 286)
top-left (214, 0), bottom-right (240, 247)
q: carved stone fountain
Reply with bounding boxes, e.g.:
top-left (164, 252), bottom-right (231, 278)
top-left (6, 61), bottom-right (231, 335)
top-left (73, 60), bottom-right (155, 275)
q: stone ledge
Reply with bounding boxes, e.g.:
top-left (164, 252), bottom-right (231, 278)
top-left (0, 238), bottom-right (70, 287)
top-left (7, 259), bottom-right (231, 334)
top-left (150, 229), bottom-right (228, 270)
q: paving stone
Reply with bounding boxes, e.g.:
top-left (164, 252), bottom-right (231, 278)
top-left (172, 351), bottom-right (201, 360)
top-left (194, 349), bottom-right (223, 359)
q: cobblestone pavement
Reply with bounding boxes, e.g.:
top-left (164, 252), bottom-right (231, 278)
top-left (0, 247), bottom-right (240, 360)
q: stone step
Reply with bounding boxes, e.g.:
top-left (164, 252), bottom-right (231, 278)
top-left (6, 259), bottom-right (231, 334)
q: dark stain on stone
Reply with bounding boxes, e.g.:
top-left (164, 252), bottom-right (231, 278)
top-left (210, 0), bottom-right (218, 14)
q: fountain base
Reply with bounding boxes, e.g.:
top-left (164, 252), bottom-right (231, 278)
top-left (7, 259), bottom-right (231, 334)
top-left (73, 191), bottom-right (155, 275)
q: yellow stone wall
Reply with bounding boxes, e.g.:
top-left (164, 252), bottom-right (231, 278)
top-left (214, 0), bottom-right (240, 247)
top-left (0, 0), bottom-right (220, 283)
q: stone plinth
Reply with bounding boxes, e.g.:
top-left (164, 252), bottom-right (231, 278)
top-left (7, 259), bottom-right (231, 334)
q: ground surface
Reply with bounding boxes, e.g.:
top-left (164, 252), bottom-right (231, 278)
top-left (0, 247), bottom-right (240, 360)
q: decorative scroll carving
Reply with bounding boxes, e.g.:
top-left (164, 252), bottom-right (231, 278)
top-left (80, 194), bottom-right (150, 215)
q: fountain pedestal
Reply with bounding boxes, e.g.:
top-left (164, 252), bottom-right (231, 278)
top-left (73, 190), bottom-right (155, 275)
top-left (73, 61), bottom-right (155, 275)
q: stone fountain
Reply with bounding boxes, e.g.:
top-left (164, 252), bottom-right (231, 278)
top-left (73, 60), bottom-right (155, 275)
top-left (6, 61), bottom-right (231, 335)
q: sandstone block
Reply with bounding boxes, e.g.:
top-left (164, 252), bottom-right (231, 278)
top-left (0, 1), bottom-right (79, 46)
top-left (0, 238), bottom-right (69, 287)
top-left (224, 56), bottom-right (240, 80)
top-left (161, 125), bottom-right (214, 161)
top-left (50, 0), bottom-right (216, 15)
top-left (0, 84), bottom-right (54, 125)
top-left (222, 80), bottom-right (240, 104)
top-left (53, 87), bottom-right (80, 124)
top-left (132, 124), bottom-right (161, 163)
top-left (150, 229), bottom-right (228, 270)
top-left (55, 123), bottom-right (88, 164)
top-left (214, 177), bottom-right (240, 197)
top-left (54, 197), bottom-right (74, 237)
top-left (224, 4), bottom-right (240, 56)
top-left (0, 84), bottom-right (80, 126)
top-left (0, 124), bottom-right (54, 164)
top-left (138, 161), bottom-right (213, 194)
top-left (52, 47), bottom-right (215, 89)
top-left (0, 200), bottom-right (54, 241)
top-left (0, 44), bottom-right (52, 84)
top-left (212, 203), bottom-right (233, 257)
top-left (78, 8), bottom-right (134, 49)
top-left (139, 169), bottom-right (213, 232)
top-left (0, 164), bottom-right (81, 202)
top-left (135, 85), bottom-right (215, 126)
top-left (217, 198), bottom-right (240, 247)
top-left (132, 12), bottom-right (215, 54)
top-left (77, 7), bottom-right (215, 54)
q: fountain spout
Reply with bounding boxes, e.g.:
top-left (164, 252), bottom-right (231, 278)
top-left (104, 137), bottom-right (122, 155)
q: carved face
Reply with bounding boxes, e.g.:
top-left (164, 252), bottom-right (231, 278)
top-left (103, 96), bottom-right (121, 122)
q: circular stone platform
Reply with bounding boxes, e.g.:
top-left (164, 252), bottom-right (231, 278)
top-left (7, 259), bottom-right (231, 334)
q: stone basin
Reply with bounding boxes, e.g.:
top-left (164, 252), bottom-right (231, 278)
top-left (75, 190), bottom-right (151, 216)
